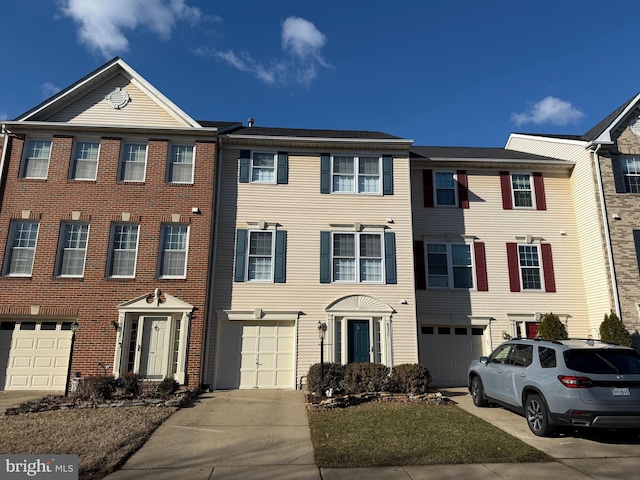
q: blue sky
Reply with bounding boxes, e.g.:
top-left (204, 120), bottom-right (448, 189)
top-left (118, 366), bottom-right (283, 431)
top-left (2, 1), bottom-right (639, 146)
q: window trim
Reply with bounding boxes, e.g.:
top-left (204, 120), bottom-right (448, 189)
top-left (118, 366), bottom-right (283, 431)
top-left (425, 242), bottom-right (475, 289)
top-left (517, 243), bottom-right (544, 291)
top-left (331, 154), bottom-right (383, 195)
top-left (4, 220), bottom-right (40, 277)
top-left (21, 138), bottom-right (52, 179)
top-left (432, 170), bottom-right (459, 207)
top-left (167, 144), bottom-right (195, 184)
top-left (56, 222), bottom-right (90, 278)
top-left (250, 151), bottom-right (278, 184)
top-left (70, 139), bottom-right (100, 181)
top-left (158, 224), bottom-right (189, 279)
top-left (247, 229), bottom-right (275, 282)
top-left (621, 155), bottom-right (640, 193)
top-left (331, 231), bottom-right (385, 283)
top-left (510, 172), bottom-right (536, 209)
top-left (118, 142), bottom-right (148, 182)
top-left (108, 223), bottom-right (140, 278)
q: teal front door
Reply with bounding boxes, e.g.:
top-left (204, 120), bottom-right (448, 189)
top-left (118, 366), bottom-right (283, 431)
top-left (348, 320), bottom-right (370, 363)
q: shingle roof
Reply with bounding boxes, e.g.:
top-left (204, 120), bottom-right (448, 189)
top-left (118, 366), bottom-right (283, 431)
top-left (223, 125), bottom-right (403, 140)
top-left (196, 121), bottom-right (243, 130)
top-left (410, 145), bottom-right (564, 162)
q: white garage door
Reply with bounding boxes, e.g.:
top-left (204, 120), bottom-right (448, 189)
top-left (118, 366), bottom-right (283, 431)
top-left (1, 321), bottom-right (73, 391)
top-left (420, 325), bottom-right (485, 387)
top-left (216, 320), bottom-right (295, 389)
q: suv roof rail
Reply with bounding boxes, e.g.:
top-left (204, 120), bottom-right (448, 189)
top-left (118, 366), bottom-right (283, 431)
top-left (564, 337), bottom-right (619, 345)
top-left (523, 337), bottom-right (563, 345)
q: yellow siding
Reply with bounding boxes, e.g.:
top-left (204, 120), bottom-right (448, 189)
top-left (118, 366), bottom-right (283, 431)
top-left (208, 148), bottom-right (418, 385)
top-left (507, 137), bottom-right (613, 331)
top-left (412, 166), bottom-right (590, 351)
top-left (46, 74), bottom-right (188, 127)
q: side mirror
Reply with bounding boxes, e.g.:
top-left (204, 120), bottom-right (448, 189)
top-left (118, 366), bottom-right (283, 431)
top-left (479, 356), bottom-right (488, 365)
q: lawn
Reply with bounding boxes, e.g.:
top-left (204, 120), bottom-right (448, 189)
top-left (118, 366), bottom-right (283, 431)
top-left (308, 401), bottom-right (551, 467)
top-left (0, 406), bottom-right (175, 480)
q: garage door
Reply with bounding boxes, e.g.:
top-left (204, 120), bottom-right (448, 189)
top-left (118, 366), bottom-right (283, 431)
top-left (419, 325), bottom-right (485, 387)
top-left (1, 321), bottom-right (73, 391)
top-left (216, 320), bottom-right (295, 389)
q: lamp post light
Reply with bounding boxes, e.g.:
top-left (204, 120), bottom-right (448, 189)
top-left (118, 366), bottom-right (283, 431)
top-left (64, 320), bottom-right (80, 397)
top-left (317, 321), bottom-right (327, 382)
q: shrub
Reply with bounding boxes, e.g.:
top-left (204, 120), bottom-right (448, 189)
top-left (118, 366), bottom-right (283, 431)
top-left (307, 362), bottom-right (346, 395)
top-left (116, 372), bottom-right (143, 397)
top-left (537, 312), bottom-right (568, 340)
top-left (75, 375), bottom-right (117, 400)
top-left (600, 311), bottom-right (632, 347)
top-left (390, 364), bottom-right (431, 394)
top-left (156, 377), bottom-right (180, 397)
top-left (343, 363), bottom-right (390, 394)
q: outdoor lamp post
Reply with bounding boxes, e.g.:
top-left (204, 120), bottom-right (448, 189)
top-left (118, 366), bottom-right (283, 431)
top-left (64, 320), bottom-right (80, 397)
top-left (317, 321), bottom-right (327, 382)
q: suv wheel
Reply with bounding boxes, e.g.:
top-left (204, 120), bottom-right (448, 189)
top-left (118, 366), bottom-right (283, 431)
top-left (471, 376), bottom-right (488, 407)
top-left (525, 394), bottom-right (556, 437)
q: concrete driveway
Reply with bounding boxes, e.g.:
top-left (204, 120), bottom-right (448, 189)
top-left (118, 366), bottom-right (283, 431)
top-left (444, 387), bottom-right (640, 475)
top-left (0, 391), bottom-right (56, 413)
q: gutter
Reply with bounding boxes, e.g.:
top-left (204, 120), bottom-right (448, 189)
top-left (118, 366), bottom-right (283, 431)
top-left (0, 124), bottom-right (9, 191)
top-left (588, 142), bottom-right (622, 318)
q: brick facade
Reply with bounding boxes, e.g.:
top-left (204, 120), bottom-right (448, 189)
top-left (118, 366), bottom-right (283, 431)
top-left (0, 132), bottom-right (216, 387)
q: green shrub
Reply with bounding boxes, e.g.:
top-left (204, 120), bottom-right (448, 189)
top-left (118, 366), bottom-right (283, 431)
top-left (600, 311), bottom-right (632, 347)
top-left (390, 364), bottom-right (431, 394)
top-left (343, 363), bottom-right (390, 394)
top-left (307, 362), bottom-right (346, 395)
top-left (75, 375), bottom-right (117, 400)
top-left (537, 312), bottom-right (568, 340)
top-left (156, 377), bottom-right (180, 397)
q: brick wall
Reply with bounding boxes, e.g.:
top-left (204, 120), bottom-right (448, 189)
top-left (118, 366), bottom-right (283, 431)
top-left (0, 132), bottom-right (216, 387)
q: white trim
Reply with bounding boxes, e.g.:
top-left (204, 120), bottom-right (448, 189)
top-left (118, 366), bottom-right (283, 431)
top-left (509, 171), bottom-right (536, 209)
top-left (432, 170), bottom-right (459, 207)
top-left (506, 133), bottom-right (589, 147)
top-left (118, 141), bottom-right (148, 183)
top-left (70, 139), bottom-right (100, 181)
top-left (167, 143), bottom-right (195, 184)
top-left (55, 222), bottom-right (90, 278)
top-left (246, 229), bottom-right (275, 282)
top-left (21, 137), bottom-right (52, 179)
top-left (249, 150), bottom-right (278, 184)
top-left (517, 243), bottom-right (544, 292)
top-left (594, 94), bottom-right (640, 144)
top-left (330, 154), bottom-right (383, 195)
top-left (424, 241), bottom-right (475, 290)
top-left (220, 310), bottom-right (301, 322)
top-left (158, 224), bottom-right (190, 279)
top-left (330, 231), bottom-right (385, 283)
top-left (108, 223), bottom-right (140, 278)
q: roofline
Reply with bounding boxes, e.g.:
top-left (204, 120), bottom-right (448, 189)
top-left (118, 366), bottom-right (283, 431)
top-left (224, 134), bottom-right (413, 145)
top-left (593, 92), bottom-right (640, 144)
top-left (507, 133), bottom-right (590, 147)
top-left (18, 58), bottom-right (202, 128)
top-left (2, 121), bottom-right (218, 137)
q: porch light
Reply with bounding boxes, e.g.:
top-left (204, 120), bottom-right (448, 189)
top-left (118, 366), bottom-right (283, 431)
top-left (317, 321), bottom-right (327, 340)
top-left (317, 321), bottom-right (327, 382)
top-left (65, 320), bottom-right (80, 397)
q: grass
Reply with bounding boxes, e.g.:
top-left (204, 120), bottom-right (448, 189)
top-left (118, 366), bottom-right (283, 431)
top-left (309, 402), bottom-right (551, 467)
top-left (0, 406), bottom-right (175, 480)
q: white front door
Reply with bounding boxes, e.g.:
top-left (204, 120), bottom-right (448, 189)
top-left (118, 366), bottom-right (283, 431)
top-left (139, 316), bottom-right (170, 380)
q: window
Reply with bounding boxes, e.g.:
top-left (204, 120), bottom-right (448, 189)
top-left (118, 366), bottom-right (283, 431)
top-left (234, 229), bottom-right (287, 283)
top-left (333, 232), bottom-right (383, 282)
top-left (621, 156), bottom-right (640, 193)
top-left (159, 225), bottom-right (188, 278)
top-left (508, 344), bottom-right (533, 367)
top-left (71, 141), bottom-right (99, 180)
top-left (511, 173), bottom-right (534, 207)
top-left (332, 155), bottom-right (381, 194)
top-left (538, 347), bottom-right (557, 368)
top-left (119, 143), bottom-right (147, 182)
top-left (426, 243), bottom-right (473, 289)
top-left (57, 223), bottom-right (89, 277)
top-left (168, 145), bottom-right (194, 183)
top-left (518, 244), bottom-right (542, 290)
top-left (5, 221), bottom-right (39, 276)
top-left (251, 152), bottom-right (276, 183)
top-left (109, 224), bottom-right (139, 277)
top-left (434, 172), bottom-right (456, 205)
top-left (22, 139), bottom-right (51, 178)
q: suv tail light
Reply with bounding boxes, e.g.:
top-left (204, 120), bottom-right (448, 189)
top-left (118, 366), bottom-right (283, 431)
top-left (558, 375), bottom-right (593, 388)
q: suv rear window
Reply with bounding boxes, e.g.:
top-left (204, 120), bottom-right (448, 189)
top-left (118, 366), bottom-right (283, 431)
top-left (564, 349), bottom-right (640, 374)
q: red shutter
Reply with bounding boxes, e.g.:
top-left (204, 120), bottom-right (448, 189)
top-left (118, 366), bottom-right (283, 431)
top-left (500, 171), bottom-right (513, 210)
top-left (457, 170), bottom-right (469, 209)
top-left (541, 243), bottom-right (556, 292)
top-left (474, 241), bottom-right (488, 291)
top-left (423, 170), bottom-right (434, 208)
top-left (533, 172), bottom-right (547, 211)
top-left (414, 240), bottom-right (426, 290)
top-left (506, 242), bottom-right (520, 292)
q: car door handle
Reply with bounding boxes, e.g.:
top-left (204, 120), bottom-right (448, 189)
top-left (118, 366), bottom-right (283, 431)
top-left (519, 373), bottom-right (526, 377)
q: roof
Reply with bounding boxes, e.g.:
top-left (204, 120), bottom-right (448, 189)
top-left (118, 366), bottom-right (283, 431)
top-left (410, 145), bottom-right (569, 163)
top-left (224, 125), bottom-right (403, 140)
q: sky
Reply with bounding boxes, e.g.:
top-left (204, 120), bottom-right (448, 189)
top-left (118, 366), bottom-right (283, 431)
top-left (2, 1), bottom-right (640, 147)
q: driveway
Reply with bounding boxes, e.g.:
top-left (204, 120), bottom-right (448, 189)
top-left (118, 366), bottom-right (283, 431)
top-left (444, 387), bottom-right (640, 475)
top-left (0, 391), bottom-right (56, 413)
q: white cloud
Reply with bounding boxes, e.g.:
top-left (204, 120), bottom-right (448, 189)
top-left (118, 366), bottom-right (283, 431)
top-left (195, 16), bottom-right (331, 87)
top-left (40, 82), bottom-right (61, 98)
top-left (59, 0), bottom-right (202, 58)
top-left (512, 96), bottom-right (584, 127)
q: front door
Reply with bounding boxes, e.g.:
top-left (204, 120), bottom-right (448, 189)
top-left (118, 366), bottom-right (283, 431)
top-left (348, 320), bottom-right (370, 363)
top-left (139, 317), bottom-right (169, 380)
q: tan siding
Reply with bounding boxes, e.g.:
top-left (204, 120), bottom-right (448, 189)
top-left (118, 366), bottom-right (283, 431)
top-left (412, 166), bottom-right (590, 353)
top-left (46, 74), bottom-right (188, 127)
top-left (507, 137), bottom-right (613, 331)
top-left (208, 148), bottom-right (418, 385)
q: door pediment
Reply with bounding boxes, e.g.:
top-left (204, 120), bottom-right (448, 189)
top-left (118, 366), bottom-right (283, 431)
top-left (325, 295), bottom-right (395, 315)
top-left (118, 291), bottom-right (193, 313)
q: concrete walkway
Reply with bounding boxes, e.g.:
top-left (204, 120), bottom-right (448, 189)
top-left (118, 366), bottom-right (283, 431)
top-left (0, 390), bottom-right (57, 413)
top-left (103, 388), bottom-right (640, 480)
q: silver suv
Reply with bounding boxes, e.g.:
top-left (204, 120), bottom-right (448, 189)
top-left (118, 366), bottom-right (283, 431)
top-left (467, 338), bottom-right (640, 436)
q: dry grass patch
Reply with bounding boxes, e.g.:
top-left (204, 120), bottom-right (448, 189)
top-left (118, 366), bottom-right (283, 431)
top-left (0, 406), bottom-right (175, 479)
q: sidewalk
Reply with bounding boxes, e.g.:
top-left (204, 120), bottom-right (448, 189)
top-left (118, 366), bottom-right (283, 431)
top-left (103, 388), bottom-right (640, 480)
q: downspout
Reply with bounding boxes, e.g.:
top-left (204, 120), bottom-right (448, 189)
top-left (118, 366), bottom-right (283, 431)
top-left (0, 125), bottom-right (9, 190)
top-left (590, 143), bottom-right (622, 318)
top-left (202, 135), bottom-right (224, 390)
